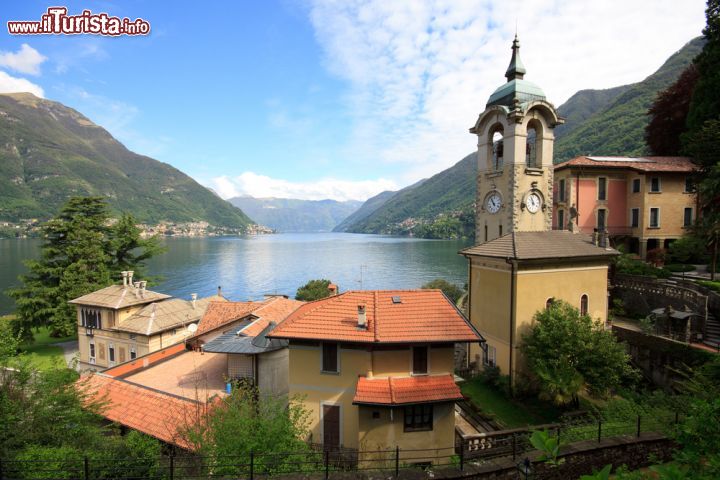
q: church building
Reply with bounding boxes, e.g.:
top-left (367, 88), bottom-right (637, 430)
top-left (462, 36), bottom-right (619, 385)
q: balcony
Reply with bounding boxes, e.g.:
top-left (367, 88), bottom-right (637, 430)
top-left (85, 327), bottom-right (94, 337)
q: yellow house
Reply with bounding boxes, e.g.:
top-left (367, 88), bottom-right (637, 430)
top-left (69, 271), bottom-right (225, 369)
top-left (268, 289), bottom-right (483, 464)
top-left (462, 231), bottom-right (618, 384)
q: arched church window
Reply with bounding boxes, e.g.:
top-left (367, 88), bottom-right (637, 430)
top-left (545, 297), bottom-right (555, 310)
top-left (580, 294), bottom-right (589, 316)
top-left (491, 130), bottom-right (504, 170)
top-left (526, 126), bottom-right (537, 167)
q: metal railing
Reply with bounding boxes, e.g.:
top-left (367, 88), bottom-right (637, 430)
top-left (0, 413), bottom-right (679, 479)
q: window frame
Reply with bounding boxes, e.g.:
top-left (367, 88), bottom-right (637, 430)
top-left (632, 178), bottom-right (641, 193)
top-left (321, 342), bottom-right (340, 374)
top-left (411, 345), bottom-right (429, 376)
top-left (631, 208), bottom-right (639, 228)
top-left (130, 346), bottom-right (137, 360)
top-left (683, 207), bottom-right (693, 228)
top-left (649, 207), bottom-right (660, 228)
top-left (482, 345), bottom-right (496, 367)
top-left (598, 177), bottom-right (607, 201)
top-left (108, 343), bottom-right (115, 364)
top-left (580, 294), bottom-right (589, 316)
top-left (89, 341), bottom-right (96, 361)
top-left (650, 177), bottom-right (661, 193)
top-left (403, 404), bottom-right (434, 432)
top-left (559, 179), bottom-right (566, 202)
top-left (557, 209), bottom-right (565, 230)
top-left (684, 177), bottom-right (694, 193)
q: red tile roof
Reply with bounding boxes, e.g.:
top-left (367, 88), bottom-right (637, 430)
top-left (269, 290), bottom-right (480, 343)
top-left (103, 343), bottom-right (187, 377)
top-left (353, 374), bottom-right (463, 405)
top-left (194, 301), bottom-right (257, 336)
top-left (554, 156), bottom-right (695, 173)
top-left (79, 374), bottom-right (208, 449)
top-left (240, 297), bottom-right (305, 337)
top-left (195, 297), bottom-right (304, 338)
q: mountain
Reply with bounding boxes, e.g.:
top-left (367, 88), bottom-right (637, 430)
top-left (553, 37), bottom-right (704, 162)
top-left (0, 93), bottom-right (253, 228)
top-left (229, 196), bottom-right (362, 232)
top-left (339, 37), bottom-right (703, 237)
top-left (332, 190), bottom-right (397, 232)
top-left (336, 153), bottom-right (475, 236)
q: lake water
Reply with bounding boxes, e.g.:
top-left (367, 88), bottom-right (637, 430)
top-left (0, 233), bottom-right (472, 314)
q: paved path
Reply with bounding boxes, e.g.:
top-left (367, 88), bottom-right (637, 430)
top-left (55, 340), bottom-right (79, 369)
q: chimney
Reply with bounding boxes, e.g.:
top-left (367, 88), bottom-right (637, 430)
top-left (328, 283), bottom-right (338, 296)
top-left (133, 282), bottom-right (141, 298)
top-left (121, 271), bottom-right (128, 287)
top-left (127, 271), bottom-right (134, 286)
top-left (191, 293), bottom-right (197, 309)
top-left (357, 305), bottom-right (367, 329)
top-left (217, 285), bottom-right (222, 297)
top-left (140, 281), bottom-right (147, 294)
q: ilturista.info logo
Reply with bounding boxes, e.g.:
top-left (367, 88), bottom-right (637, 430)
top-left (7, 7), bottom-right (150, 36)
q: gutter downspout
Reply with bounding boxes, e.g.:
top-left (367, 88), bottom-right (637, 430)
top-left (466, 254), bottom-right (472, 369)
top-left (506, 257), bottom-right (517, 397)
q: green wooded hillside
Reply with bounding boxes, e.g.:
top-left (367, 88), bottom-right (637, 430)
top-left (0, 93), bottom-right (253, 228)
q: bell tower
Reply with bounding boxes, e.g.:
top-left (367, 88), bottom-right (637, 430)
top-left (470, 35), bottom-right (564, 243)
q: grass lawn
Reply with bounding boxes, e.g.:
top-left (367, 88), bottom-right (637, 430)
top-left (18, 325), bottom-right (76, 371)
top-left (460, 377), bottom-right (567, 428)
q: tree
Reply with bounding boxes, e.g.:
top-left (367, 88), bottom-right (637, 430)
top-left (7, 197), bottom-right (166, 339)
top-left (645, 65), bottom-right (699, 155)
top-left (295, 279), bottom-right (334, 301)
top-left (521, 301), bottom-right (636, 406)
top-left (8, 197), bottom-right (111, 338)
top-left (180, 384), bottom-right (311, 476)
top-left (421, 278), bottom-right (464, 303)
top-left (683, 120), bottom-right (720, 279)
top-left (108, 213), bottom-right (166, 283)
top-left (685, 0), bottom-right (720, 134)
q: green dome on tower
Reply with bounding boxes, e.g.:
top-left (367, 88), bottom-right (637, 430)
top-left (486, 35), bottom-right (547, 108)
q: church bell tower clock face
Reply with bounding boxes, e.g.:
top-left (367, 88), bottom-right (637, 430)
top-left (525, 192), bottom-right (541, 213)
top-left (485, 192), bottom-right (502, 214)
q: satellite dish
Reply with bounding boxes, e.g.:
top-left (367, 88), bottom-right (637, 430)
top-left (187, 323), bottom-right (198, 333)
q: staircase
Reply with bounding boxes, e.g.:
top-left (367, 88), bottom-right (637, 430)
top-left (704, 313), bottom-right (720, 349)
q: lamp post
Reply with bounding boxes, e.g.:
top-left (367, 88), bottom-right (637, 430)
top-left (516, 457), bottom-right (534, 479)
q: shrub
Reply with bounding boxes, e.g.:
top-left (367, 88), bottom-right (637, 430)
top-left (614, 254), bottom-right (672, 278)
top-left (698, 280), bottom-right (720, 293)
top-left (669, 235), bottom-right (709, 264)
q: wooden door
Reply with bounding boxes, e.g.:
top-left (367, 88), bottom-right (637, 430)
top-left (322, 405), bottom-right (340, 448)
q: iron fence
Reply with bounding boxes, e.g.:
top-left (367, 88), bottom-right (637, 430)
top-left (0, 412), bottom-right (679, 480)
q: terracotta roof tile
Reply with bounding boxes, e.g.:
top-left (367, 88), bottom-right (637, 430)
top-left (554, 156), bottom-right (696, 173)
top-left (79, 374), bottom-right (207, 449)
top-left (461, 231), bottom-right (618, 260)
top-left (269, 290), bottom-right (480, 343)
top-left (353, 374), bottom-right (463, 405)
top-left (196, 297), bottom-right (303, 338)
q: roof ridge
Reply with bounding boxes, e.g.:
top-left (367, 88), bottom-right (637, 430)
top-left (271, 291), bottom-right (349, 334)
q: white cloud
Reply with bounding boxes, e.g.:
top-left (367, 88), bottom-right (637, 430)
top-left (0, 70), bottom-right (44, 97)
top-left (307, 0), bottom-right (706, 184)
top-left (0, 44), bottom-right (47, 76)
top-left (210, 172), bottom-right (398, 201)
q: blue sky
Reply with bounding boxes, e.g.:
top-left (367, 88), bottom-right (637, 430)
top-left (0, 0), bottom-right (707, 201)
